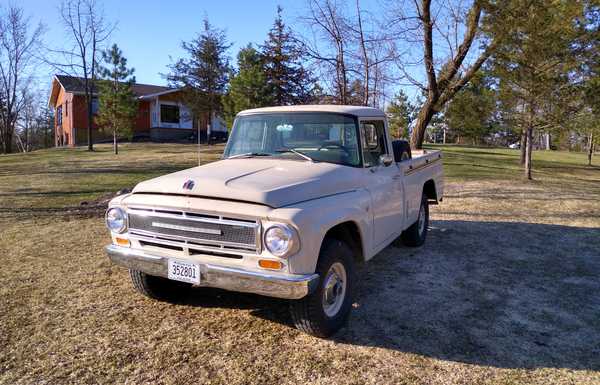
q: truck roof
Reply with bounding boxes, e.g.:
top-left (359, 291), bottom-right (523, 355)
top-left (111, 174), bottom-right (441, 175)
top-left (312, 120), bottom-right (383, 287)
top-left (237, 105), bottom-right (386, 118)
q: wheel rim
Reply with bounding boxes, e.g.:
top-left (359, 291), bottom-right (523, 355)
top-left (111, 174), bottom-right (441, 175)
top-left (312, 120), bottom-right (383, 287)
top-left (418, 201), bottom-right (426, 236)
top-left (322, 262), bottom-right (347, 318)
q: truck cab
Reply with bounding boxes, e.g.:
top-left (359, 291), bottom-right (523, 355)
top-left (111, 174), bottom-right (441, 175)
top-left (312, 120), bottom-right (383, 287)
top-left (105, 105), bottom-right (443, 337)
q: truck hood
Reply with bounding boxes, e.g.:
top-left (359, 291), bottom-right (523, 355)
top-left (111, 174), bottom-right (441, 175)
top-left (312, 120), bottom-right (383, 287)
top-left (131, 158), bottom-right (363, 208)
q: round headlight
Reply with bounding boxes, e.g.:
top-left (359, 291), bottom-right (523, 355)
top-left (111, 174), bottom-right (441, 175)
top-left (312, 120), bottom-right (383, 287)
top-left (264, 225), bottom-right (294, 257)
top-left (105, 207), bottom-right (127, 233)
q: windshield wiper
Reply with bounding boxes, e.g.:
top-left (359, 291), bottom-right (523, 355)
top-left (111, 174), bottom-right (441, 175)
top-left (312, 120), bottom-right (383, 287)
top-left (227, 152), bottom-right (273, 159)
top-left (275, 147), bottom-right (315, 162)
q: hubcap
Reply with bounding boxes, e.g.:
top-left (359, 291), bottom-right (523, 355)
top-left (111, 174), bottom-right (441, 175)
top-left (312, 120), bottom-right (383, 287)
top-left (418, 202), bottom-right (426, 235)
top-left (322, 262), bottom-right (347, 318)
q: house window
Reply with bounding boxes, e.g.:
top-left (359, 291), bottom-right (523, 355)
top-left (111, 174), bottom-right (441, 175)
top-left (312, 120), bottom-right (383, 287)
top-left (91, 98), bottom-right (99, 114)
top-left (160, 104), bottom-right (180, 124)
top-left (57, 106), bottom-right (63, 125)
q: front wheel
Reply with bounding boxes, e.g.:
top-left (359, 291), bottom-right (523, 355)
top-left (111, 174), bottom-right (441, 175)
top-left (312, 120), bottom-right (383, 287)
top-left (289, 238), bottom-right (355, 337)
top-left (401, 193), bottom-right (429, 247)
top-left (129, 269), bottom-right (190, 302)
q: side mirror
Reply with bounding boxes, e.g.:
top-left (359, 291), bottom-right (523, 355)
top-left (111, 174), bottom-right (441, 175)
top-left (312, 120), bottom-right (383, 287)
top-left (379, 154), bottom-right (394, 167)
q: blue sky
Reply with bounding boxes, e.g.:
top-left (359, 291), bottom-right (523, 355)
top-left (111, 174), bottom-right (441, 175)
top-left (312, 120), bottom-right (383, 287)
top-left (16, 0), bottom-right (434, 103)
top-left (19, 0), bottom-right (314, 86)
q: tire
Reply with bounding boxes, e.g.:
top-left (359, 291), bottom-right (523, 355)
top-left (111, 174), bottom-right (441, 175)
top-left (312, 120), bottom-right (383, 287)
top-left (289, 238), bottom-right (355, 337)
top-left (401, 193), bottom-right (429, 247)
top-left (129, 269), bottom-right (190, 302)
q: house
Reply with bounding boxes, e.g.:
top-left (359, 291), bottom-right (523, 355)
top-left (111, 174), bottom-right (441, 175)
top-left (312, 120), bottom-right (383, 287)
top-left (48, 75), bottom-right (227, 147)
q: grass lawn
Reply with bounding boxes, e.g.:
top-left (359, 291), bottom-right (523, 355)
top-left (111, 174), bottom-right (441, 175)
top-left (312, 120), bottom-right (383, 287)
top-left (1, 143), bottom-right (599, 384)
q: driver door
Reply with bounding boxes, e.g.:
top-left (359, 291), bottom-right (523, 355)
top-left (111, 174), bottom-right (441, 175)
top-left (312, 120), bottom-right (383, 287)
top-left (360, 120), bottom-right (404, 248)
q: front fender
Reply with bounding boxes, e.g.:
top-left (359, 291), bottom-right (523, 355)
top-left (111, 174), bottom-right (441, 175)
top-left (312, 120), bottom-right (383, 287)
top-left (267, 190), bottom-right (372, 275)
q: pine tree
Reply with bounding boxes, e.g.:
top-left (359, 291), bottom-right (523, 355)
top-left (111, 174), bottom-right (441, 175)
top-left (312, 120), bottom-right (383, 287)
top-left (168, 18), bottom-right (231, 145)
top-left (490, 0), bottom-right (584, 179)
top-left (96, 44), bottom-right (137, 155)
top-left (444, 72), bottom-right (497, 145)
top-left (387, 90), bottom-right (417, 139)
top-left (262, 6), bottom-right (313, 105)
top-left (223, 44), bottom-right (272, 127)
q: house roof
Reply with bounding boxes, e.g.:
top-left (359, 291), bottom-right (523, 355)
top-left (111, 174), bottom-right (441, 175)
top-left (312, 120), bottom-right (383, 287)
top-left (237, 105), bottom-right (386, 118)
top-left (48, 75), bottom-right (177, 107)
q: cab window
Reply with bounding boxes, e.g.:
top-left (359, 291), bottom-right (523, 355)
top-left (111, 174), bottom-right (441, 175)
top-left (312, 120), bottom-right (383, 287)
top-left (360, 120), bottom-right (387, 167)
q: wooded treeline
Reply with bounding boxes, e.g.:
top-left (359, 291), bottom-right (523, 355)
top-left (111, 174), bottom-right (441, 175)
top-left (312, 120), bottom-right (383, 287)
top-left (1, 0), bottom-right (599, 174)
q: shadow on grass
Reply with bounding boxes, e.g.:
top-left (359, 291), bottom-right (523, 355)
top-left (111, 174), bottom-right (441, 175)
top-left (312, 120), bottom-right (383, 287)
top-left (173, 219), bottom-right (600, 371)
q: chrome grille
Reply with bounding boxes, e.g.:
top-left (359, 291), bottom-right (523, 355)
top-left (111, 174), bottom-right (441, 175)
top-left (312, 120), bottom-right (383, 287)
top-left (127, 207), bottom-right (260, 254)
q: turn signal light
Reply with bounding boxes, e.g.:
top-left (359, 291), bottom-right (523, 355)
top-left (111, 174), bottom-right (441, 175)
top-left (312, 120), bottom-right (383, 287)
top-left (115, 237), bottom-right (130, 247)
top-left (258, 259), bottom-right (283, 270)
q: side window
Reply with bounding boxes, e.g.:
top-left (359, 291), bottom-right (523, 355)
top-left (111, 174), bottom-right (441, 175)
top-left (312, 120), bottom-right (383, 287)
top-left (360, 120), bottom-right (387, 167)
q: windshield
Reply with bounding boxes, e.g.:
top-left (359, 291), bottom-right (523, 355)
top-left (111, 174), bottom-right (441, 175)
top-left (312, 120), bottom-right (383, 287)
top-left (223, 113), bottom-right (361, 167)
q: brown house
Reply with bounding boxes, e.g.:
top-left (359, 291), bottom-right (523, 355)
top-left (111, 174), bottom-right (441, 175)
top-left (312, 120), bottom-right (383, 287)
top-left (48, 75), bottom-right (227, 147)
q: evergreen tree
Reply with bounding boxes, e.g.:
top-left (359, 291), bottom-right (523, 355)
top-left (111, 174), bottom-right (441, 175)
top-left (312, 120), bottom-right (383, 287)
top-left (387, 90), bottom-right (417, 139)
top-left (96, 44), bottom-right (137, 155)
top-left (168, 18), bottom-right (231, 145)
top-left (262, 6), bottom-right (313, 105)
top-left (223, 44), bottom-right (272, 127)
top-left (444, 72), bottom-right (497, 145)
top-left (490, 0), bottom-right (585, 179)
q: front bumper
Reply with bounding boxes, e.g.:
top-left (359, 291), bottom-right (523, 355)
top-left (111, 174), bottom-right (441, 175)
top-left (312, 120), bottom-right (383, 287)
top-left (105, 245), bottom-right (319, 300)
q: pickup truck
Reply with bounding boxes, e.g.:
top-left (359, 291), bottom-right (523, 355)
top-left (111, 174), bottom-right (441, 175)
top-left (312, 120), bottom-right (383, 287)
top-left (104, 105), bottom-right (443, 337)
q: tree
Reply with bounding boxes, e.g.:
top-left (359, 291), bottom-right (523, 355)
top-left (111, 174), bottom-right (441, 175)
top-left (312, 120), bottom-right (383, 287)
top-left (223, 45), bottom-right (271, 127)
top-left (444, 72), bottom-right (497, 145)
top-left (168, 18), bottom-right (231, 146)
top-left (0, 5), bottom-right (43, 154)
top-left (262, 6), bottom-right (314, 105)
top-left (300, 0), bottom-right (393, 106)
top-left (95, 44), bottom-right (137, 155)
top-left (387, 1), bottom-right (517, 150)
top-left (50, 0), bottom-right (112, 151)
top-left (491, 0), bottom-right (585, 179)
top-left (387, 90), bottom-right (417, 139)
top-left (302, 0), bottom-right (352, 104)
top-left (580, 1), bottom-right (600, 166)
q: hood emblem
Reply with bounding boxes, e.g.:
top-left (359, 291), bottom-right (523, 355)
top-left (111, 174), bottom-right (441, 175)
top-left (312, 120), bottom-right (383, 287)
top-left (182, 179), bottom-right (195, 190)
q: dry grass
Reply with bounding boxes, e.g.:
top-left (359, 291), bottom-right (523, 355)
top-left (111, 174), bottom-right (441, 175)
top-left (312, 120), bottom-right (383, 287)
top-left (1, 144), bottom-right (599, 384)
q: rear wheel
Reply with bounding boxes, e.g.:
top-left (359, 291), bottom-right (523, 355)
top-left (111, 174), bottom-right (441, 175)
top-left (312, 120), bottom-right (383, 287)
top-left (289, 238), bottom-right (355, 337)
top-left (129, 269), bottom-right (190, 302)
top-left (401, 193), bottom-right (429, 247)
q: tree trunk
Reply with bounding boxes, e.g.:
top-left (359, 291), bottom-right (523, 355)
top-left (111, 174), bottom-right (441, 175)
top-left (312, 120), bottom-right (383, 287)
top-left (207, 110), bottom-right (212, 146)
top-left (588, 131), bottom-right (594, 166)
top-left (3, 130), bottom-right (12, 153)
top-left (525, 125), bottom-right (533, 180)
top-left (197, 118), bottom-right (202, 166)
top-left (87, 94), bottom-right (94, 151)
top-left (113, 129), bottom-right (118, 155)
top-left (520, 125), bottom-right (527, 165)
top-left (410, 101), bottom-right (435, 149)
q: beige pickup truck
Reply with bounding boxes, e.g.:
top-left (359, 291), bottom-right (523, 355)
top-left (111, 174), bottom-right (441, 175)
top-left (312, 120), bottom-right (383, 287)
top-left (105, 105), bottom-right (443, 337)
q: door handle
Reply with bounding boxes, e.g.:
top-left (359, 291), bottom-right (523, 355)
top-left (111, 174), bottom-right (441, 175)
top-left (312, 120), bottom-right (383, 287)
top-left (392, 175), bottom-right (402, 180)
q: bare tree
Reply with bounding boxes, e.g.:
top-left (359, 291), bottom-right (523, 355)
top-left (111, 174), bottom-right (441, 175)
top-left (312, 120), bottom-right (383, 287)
top-left (0, 5), bottom-right (43, 154)
top-left (387, 0), bottom-right (503, 149)
top-left (48, 0), bottom-right (113, 151)
top-left (300, 0), bottom-right (394, 106)
top-left (301, 0), bottom-right (352, 104)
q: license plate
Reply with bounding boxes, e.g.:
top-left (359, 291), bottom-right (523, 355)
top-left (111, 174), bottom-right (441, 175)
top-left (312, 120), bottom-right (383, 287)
top-left (168, 259), bottom-right (201, 284)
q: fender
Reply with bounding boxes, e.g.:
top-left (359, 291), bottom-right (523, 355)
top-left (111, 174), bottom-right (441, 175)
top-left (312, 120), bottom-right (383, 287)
top-left (267, 189), bottom-right (372, 275)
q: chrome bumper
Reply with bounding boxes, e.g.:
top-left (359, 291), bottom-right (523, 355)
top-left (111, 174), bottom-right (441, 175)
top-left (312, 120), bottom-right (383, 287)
top-left (105, 245), bottom-right (319, 300)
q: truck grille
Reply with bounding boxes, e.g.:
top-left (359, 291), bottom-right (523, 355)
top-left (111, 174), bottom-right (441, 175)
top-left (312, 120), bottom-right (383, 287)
top-left (127, 207), bottom-right (260, 254)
